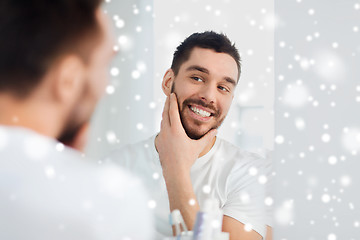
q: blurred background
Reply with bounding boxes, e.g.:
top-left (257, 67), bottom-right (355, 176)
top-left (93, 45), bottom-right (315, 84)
top-left (274, 0), bottom-right (360, 239)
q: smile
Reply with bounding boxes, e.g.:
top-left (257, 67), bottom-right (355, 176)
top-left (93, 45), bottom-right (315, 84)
top-left (189, 106), bottom-right (211, 117)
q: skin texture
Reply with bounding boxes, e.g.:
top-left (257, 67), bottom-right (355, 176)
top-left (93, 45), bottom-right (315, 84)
top-left (155, 48), bottom-right (264, 239)
top-left (0, 8), bottom-right (115, 152)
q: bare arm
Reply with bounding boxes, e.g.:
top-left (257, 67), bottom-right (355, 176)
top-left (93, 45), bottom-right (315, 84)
top-left (222, 216), bottom-right (262, 240)
top-left (156, 93), bottom-right (216, 232)
top-left (163, 171), bottom-right (199, 230)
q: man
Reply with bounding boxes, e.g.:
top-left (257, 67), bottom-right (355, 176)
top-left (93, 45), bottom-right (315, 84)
top-left (108, 31), bottom-right (270, 239)
top-left (0, 0), bottom-right (153, 239)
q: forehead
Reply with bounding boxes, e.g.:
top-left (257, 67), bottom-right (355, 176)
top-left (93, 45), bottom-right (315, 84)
top-left (179, 47), bottom-right (239, 81)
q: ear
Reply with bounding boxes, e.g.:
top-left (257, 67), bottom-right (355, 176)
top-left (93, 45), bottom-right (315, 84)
top-left (162, 69), bottom-right (175, 96)
top-left (53, 55), bottom-right (86, 104)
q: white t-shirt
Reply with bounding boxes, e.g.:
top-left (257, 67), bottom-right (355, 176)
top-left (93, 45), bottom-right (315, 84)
top-left (0, 126), bottom-right (154, 240)
top-left (107, 135), bottom-right (268, 239)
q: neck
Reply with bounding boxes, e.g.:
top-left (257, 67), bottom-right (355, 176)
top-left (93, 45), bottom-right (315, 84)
top-left (154, 134), bottom-right (217, 159)
top-left (199, 135), bottom-right (216, 157)
top-left (0, 94), bottom-right (62, 139)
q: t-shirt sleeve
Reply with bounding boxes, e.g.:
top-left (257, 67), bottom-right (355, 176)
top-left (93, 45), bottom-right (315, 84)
top-left (222, 153), bottom-right (267, 238)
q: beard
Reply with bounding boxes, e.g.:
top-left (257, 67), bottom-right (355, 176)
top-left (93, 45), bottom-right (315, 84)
top-left (57, 107), bottom-right (88, 147)
top-left (57, 81), bottom-right (95, 147)
top-left (57, 119), bottom-right (85, 146)
top-left (171, 83), bottom-right (225, 140)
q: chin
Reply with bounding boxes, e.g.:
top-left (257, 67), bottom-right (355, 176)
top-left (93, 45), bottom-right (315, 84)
top-left (184, 127), bottom-right (212, 140)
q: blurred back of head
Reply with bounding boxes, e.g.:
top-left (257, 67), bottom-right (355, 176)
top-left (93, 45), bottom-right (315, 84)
top-left (0, 0), bottom-right (102, 98)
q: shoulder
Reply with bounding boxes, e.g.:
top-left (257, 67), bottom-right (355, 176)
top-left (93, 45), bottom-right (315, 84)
top-left (1, 147), bottom-right (154, 239)
top-left (216, 138), bottom-right (267, 171)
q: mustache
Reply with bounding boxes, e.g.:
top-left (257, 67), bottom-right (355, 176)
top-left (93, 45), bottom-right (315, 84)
top-left (182, 98), bottom-right (220, 117)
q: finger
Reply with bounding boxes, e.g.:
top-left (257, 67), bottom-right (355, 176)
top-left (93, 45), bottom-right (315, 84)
top-left (162, 96), bottom-right (170, 126)
top-left (198, 129), bottom-right (217, 149)
top-left (168, 93), bottom-right (182, 129)
top-left (160, 119), bottom-right (164, 130)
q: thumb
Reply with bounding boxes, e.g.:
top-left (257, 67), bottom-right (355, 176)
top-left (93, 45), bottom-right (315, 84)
top-left (198, 129), bottom-right (217, 149)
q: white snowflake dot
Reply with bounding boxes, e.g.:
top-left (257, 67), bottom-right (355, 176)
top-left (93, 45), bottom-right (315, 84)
top-left (134, 95), bottom-right (141, 101)
top-left (275, 135), bottom-right (285, 144)
top-left (110, 67), bottom-right (119, 76)
top-left (202, 185), bottom-right (211, 194)
top-left (131, 70), bottom-right (141, 79)
top-left (265, 197), bottom-right (274, 206)
top-left (189, 198), bottom-right (196, 206)
top-left (115, 19), bottom-right (125, 28)
top-left (307, 194), bottom-right (313, 200)
top-left (44, 166), bottom-right (56, 179)
top-left (106, 131), bottom-right (117, 144)
top-left (354, 221), bottom-right (360, 228)
top-left (106, 85), bottom-right (115, 95)
top-left (240, 192), bottom-right (250, 204)
top-left (322, 134), bottom-right (331, 143)
top-left (244, 224), bottom-right (253, 232)
top-left (295, 118), bottom-right (306, 130)
top-left (258, 175), bottom-right (268, 184)
top-left (340, 175), bottom-right (351, 187)
top-left (153, 173), bottom-right (160, 179)
top-left (56, 143), bottom-right (65, 152)
top-left (136, 123), bottom-right (144, 130)
top-left (145, 5), bottom-right (152, 12)
top-left (328, 233), bottom-right (336, 240)
top-left (328, 156), bottom-right (337, 165)
top-left (148, 200), bottom-right (156, 209)
top-left (249, 167), bottom-right (258, 176)
top-left (149, 102), bottom-right (156, 109)
top-left (322, 194), bottom-right (331, 203)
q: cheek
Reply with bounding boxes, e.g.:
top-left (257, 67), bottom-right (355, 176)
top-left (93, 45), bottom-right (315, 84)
top-left (219, 97), bottom-right (233, 114)
top-left (87, 62), bottom-right (109, 99)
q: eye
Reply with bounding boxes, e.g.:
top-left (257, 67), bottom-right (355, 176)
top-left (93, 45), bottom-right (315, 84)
top-left (191, 76), bottom-right (204, 82)
top-left (218, 86), bottom-right (230, 92)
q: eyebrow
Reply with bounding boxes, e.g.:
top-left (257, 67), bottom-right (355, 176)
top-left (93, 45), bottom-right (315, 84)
top-left (224, 77), bottom-right (237, 87)
top-left (186, 65), bottom-right (209, 75)
top-left (186, 65), bottom-right (237, 87)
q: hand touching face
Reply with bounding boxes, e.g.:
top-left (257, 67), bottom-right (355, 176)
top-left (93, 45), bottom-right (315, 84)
top-left (162, 47), bottom-right (238, 140)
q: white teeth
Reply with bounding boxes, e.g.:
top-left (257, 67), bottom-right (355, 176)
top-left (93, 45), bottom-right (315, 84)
top-left (190, 106), bottom-right (211, 117)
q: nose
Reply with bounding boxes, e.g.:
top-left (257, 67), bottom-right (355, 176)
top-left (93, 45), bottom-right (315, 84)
top-left (199, 82), bottom-right (216, 104)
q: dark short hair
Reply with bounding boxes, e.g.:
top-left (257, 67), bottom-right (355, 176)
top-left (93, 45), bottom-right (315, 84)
top-left (0, 0), bottom-right (102, 98)
top-left (171, 31), bottom-right (241, 80)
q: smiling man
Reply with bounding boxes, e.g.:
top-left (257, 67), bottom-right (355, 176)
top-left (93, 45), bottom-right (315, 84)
top-left (108, 31), bottom-right (269, 240)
